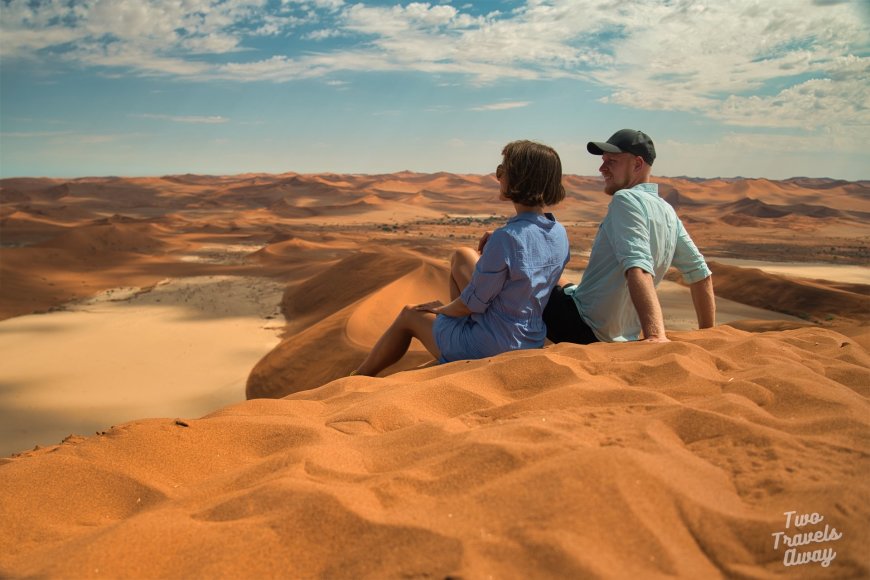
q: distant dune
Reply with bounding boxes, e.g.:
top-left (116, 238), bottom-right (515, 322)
top-left (667, 261), bottom-right (870, 325)
top-left (0, 172), bottom-right (868, 577)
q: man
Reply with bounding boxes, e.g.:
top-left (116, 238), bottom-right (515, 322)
top-left (543, 129), bottom-right (715, 344)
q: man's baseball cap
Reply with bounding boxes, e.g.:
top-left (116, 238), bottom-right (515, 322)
top-left (587, 129), bottom-right (656, 166)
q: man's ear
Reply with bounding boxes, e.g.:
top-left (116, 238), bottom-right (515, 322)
top-left (633, 156), bottom-right (645, 172)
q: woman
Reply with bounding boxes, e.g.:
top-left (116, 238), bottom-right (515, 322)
top-left (354, 140), bottom-right (569, 376)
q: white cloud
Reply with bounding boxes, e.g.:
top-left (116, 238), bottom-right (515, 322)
top-left (78, 134), bottom-right (122, 144)
top-left (712, 76), bottom-right (870, 130)
top-left (215, 55), bottom-right (338, 81)
top-left (719, 126), bottom-right (866, 154)
top-left (1, 131), bottom-right (73, 138)
top-left (586, 1), bottom-right (868, 124)
top-left (283, 0), bottom-right (344, 10)
top-left (343, 3), bottom-right (459, 35)
top-left (470, 101), bottom-right (531, 111)
top-left (305, 28), bottom-right (343, 41)
top-left (1, 130), bottom-right (147, 147)
top-left (0, 0), bottom-right (295, 61)
top-left (657, 126), bottom-right (868, 179)
top-left (2, 0), bottom-right (866, 135)
top-left (255, 13), bottom-right (310, 35)
top-left (132, 114), bottom-right (229, 124)
top-left (70, 42), bottom-right (212, 76)
top-left (0, 26), bottom-right (83, 55)
top-left (664, 128), bottom-right (864, 164)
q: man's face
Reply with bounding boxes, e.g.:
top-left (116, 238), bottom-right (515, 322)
top-left (599, 152), bottom-right (638, 195)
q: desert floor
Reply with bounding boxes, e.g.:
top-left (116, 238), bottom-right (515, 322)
top-left (0, 172), bottom-right (867, 578)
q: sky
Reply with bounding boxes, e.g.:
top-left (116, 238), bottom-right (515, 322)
top-left (1, 0), bottom-right (868, 180)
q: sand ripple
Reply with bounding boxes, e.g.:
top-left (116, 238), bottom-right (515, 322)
top-left (1, 325), bottom-right (867, 578)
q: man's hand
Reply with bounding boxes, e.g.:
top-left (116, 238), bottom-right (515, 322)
top-left (639, 335), bottom-right (671, 343)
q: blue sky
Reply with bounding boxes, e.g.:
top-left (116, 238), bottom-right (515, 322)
top-left (1, 0), bottom-right (868, 179)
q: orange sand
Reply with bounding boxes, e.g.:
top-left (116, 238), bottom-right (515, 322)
top-left (1, 172), bottom-right (868, 578)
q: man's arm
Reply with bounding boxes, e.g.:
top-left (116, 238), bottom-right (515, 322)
top-left (625, 267), bottom-right (668, 342)
top-left (689, 275), bottom-right (715, 329)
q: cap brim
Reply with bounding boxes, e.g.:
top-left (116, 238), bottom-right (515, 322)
top-left (587, 141), bottom-right (623, 155)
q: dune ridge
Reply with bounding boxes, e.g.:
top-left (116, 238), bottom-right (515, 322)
top-left (246, 249), bottom-right (450, 398)
top-left (674, 261), bottom-right (870, 325)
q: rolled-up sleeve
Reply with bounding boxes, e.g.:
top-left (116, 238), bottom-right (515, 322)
top-left (671, 221), bottom-right (712, 283)
top-left (605, 194), bottom-right (655, 275)
top-left (460, 230), bottom-right (511, 313)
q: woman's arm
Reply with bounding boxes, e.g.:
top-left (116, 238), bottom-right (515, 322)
top-left (460, 229), bottom-right (510, 314)
top-left (415, 298), bottom-right (472, 318)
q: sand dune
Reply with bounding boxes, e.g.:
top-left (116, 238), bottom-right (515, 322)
top-left (346, 261), bottom-right (449, 348)
top-left (0, 276), bottom-right (285, 457)
top-left (246, 250), bottom-right (448, 398)
top-left (0, 171), bottom-right (868, 577)
top-left (1, 326), bottom-right (867, 578)
top-left (37, 221), bottom-right (171, 255)
top-left (656, 176), bottom-right (870, 214)
top-left (700, 261), bottom-right (870, 325)
top-left (0, 211), bottom-right (72, 245)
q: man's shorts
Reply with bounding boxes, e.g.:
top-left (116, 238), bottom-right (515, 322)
top-left (543, 285), bottom-right (599, 345)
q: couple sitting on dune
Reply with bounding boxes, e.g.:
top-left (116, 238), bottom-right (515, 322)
top-left (353, 129), bottom-right (717, 377)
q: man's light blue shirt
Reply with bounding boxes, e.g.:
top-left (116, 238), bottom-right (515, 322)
top-left (565, 183), bottom-right (711, 342)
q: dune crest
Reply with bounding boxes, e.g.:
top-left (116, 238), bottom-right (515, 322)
top-left (346, 262), bottom-right (449, 348)
top-left (246, 249), bottom-right (450, 399)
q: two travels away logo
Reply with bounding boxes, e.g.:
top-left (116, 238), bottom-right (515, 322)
top-left (771, 510), bottom-right (843, 568)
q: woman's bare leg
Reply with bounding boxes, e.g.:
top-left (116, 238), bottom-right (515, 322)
top-left (449, 247), bottom-right (479, 300)
top-left (355, 306), bottom-right (441, 377)
top-left (355, 247), bottom-right (477, 377)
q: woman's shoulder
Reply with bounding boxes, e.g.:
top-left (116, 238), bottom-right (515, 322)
top-left (514, 213), bottom-right (568, 236)
top-left (486, 224), bottom-right (517, 248)
top-left (497, 220), bottom-right (566, 252)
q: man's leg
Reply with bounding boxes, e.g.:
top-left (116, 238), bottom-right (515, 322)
top-left (355, 306), bottom-right (441, 376)
top-left (543, 286), bottom-right (599, 345)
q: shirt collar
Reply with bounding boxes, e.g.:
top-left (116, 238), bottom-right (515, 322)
top-left (508, 211), bottom-right (553, 222)
top-left (508, 211), bottom-right (555, 224)
top-left (634, 182), bottom-right (659, 197)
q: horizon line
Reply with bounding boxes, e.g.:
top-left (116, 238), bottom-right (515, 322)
top-left (1, 171), bottom-right (866, 184)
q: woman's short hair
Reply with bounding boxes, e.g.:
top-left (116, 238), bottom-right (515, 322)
top-left (500, 140), bottom-right (566, 207)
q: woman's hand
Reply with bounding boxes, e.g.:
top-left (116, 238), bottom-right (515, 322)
top-left (477, 231), bottom-right (492, 253)
top-left (414, 298), bottom-right (472, 318)
top-left (414, 300), bottom-right (445, 314)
